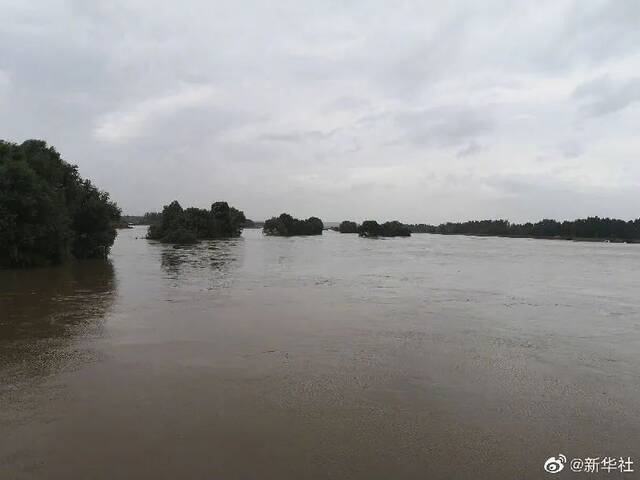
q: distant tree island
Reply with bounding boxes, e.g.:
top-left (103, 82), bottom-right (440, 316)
top-left (338, 221), bottom-right (358, 233)
top-left (0, 140), bottom-right (121, 268)
top-left (147, 200), bottom-right (246, 244)
top-left (405, 217), bottom-right (640, 242)
top-left (263, 214), bottom-right (323, 236)
top-left (357, 220), bottom-right (411, 237)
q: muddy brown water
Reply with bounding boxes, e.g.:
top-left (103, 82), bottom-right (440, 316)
top-left (1, 227), bottom-right (639, 479)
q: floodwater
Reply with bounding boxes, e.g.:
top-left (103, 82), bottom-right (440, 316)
top-left (1, 227), bottom-right (639, 479)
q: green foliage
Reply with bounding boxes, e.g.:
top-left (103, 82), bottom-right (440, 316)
top-left (0, 140), bottom-right (121, 268)
top-left (338, 220), bottom-right (358, 233)
top-left (71, 181), bottom-right (121, 258)
top-left (437, 219), bottom-right (511, 236)
top-left (410, 217), bottom-right (640, 240)
top-left (381, 221), bottom-right (411, 237)
top-left (263, 213), bottom-right (324, 236)
top-left (405, 223), bottom-right (438, 233)
top-left (358, 220), bottom-right (381, 237)
top-left (146, 200), bottom-right (246, 243)
top-left (141, 212), bottom-right (162, 225)
top-left (358, 220), bottom-right (411, 237)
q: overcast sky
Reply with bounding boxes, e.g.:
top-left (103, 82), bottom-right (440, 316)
top-left (1, 1), bottom-right (639, 223)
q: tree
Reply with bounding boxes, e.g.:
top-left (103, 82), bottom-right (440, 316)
top-left (358, 220), bottom-right (381, 237)
top-left (424, 216), bottom-right (640, 241)
top-left (71, 181), bottom-right (121, 258)
top-left (0, 140), bottom-right (120, 268)
top-left (339, 221), bottom-right (358, 233)
top-left (406, 223), bottom-right (437, 233)
top-left (146, 200), bottom-right (246, 243)
top-left (305, 217), bottom-right (324, 235)
top-left (380, 221), bottom-right (411, 237)
top-left (263, 213), bottom-right (324, 236)
top-left (358, 220), bottom-right (411, 237)
top-left (141, 212), bottom-right (162, 225)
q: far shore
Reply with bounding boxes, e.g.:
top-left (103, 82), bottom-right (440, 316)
top-left (412, 232), bottom-right (640, 243)
top-left (121, 224), bottom-right (640, 244)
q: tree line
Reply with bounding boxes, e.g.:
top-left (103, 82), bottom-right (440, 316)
top-left (405, 217), bottom-right (640, 241)
top-left (338, 220), bottom-right (411, 237)
top-left (0, 140), bottom-right (121, 268)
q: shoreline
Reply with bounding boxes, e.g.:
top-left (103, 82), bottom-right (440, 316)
top-left (411, 232), bottom-right (640, 243)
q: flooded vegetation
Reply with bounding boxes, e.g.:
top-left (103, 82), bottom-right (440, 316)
top-left (263, 213), bottom-right (324, 236)
top-left (147, 200), bottom-right (246, 244)
top-left (357, 220), bottom-right (412, 237)
top-left (0, 140), bottom-right (120, 268)
top-left (407, 217), bottom-right (640, 242)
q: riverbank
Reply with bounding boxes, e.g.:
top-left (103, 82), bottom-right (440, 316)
top-left (413, 232), bottom-right (640, 243)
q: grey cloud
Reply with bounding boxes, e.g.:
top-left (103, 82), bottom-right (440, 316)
top-left (325, 96), bottom-right (371, 112)
top-left (557, 140), bottom-right (585, 159)
top-left (573, 76), bottom-right (640, 117)
top-left (258, 129), bottom-right (339, 144)
top-left (560, 0), bottom-right (640, 65)
top-left (457, 141), bottom-right (486, 158)
top-left (395, 107), bottom-right (493, 148)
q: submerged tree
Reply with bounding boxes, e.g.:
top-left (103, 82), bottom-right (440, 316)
top-left (358, 220), bottom-right (381, 237)
top-left (263, 213), bottom-right (323, 236)
top-left (358, 220), bottom-right (411, 237)
top-left (406, 223), bottom-right (438, 233)
top-left (380, 221), bottom-right (411, 237)
top-left (338, 220), bottom-right (358, 233)
top-left (0, 140), bottom-right (121, 268)
top-left (147, 200), bottom-right (246, 244)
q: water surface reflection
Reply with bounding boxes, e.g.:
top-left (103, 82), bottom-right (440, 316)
top-left (156, 238), bottom-right (243, 291)
top-left (0, 260), bottom-right (116, 383)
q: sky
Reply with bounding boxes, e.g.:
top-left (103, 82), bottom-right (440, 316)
top-left (1, 0), bottom-right (639, 223)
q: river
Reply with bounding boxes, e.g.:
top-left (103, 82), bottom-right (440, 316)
top-left (1, 226), bottom-right (639, 479)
